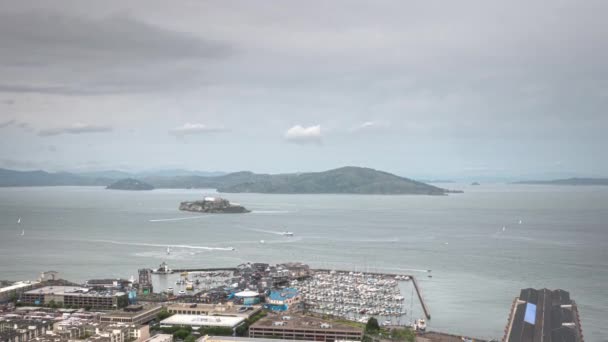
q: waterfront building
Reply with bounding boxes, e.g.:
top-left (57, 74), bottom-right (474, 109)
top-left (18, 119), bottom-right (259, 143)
top-left (99, 304), bottom-right (163, 325)
top-left (159, 315), bottom-right (245, 330)
top-left (0, 281), bottom-right (40, 303)
top-left (503, 288), bottom-right (583, 342)
top-left (264, 288), bottom-right (299, 311)
top-left (248, 314), bottom-right (363, 342)
top-left (198, 336), bottom-right (314, 342)
top-left (166, 303), bottom-right (261, 318)
top-left (21, 286), bottom-right (128, 310)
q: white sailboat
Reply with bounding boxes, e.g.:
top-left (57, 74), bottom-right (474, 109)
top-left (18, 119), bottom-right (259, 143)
top-left (21, 229), bottom-right (25, 236)
top-left (166, 246), bottom-right (171, 255)
top-left (17, 217), bottom-right (21, 224)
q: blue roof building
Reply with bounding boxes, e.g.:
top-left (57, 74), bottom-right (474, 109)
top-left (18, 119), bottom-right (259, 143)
top-left (264, 288), bottom-right (300, 311)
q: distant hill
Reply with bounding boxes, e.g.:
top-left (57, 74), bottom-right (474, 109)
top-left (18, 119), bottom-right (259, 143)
top-left (0, 168), bottom-right (108, 187)
top-left (217, 167), bottom-right (452, 195)
top-left (514, 178), bottom-right (608, 186)
top-left (106, 178), bottom-right (154, 191)
top-left (0, 166), bottom-right (459, 195)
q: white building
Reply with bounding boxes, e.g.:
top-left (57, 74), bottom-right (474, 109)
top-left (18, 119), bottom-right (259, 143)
top-left (160, 315), bottom-right (244, 330)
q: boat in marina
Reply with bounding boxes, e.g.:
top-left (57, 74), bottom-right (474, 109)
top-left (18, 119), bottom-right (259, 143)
top-left (153, 262), bottom-right (172, 274)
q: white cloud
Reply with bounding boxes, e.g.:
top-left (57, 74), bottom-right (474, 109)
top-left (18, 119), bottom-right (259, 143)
top-left (285, 124), bottom-right (322, 144)
top-left (169, 123), bottom-right (225, 136)
top-left (38, 123), bottom-right (113, 136)
top-left (350, 121), bottom-right (389, 133)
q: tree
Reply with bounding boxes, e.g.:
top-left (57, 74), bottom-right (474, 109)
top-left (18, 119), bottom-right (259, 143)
top-left (157, 308), bottom-right (173, 320)
top-left (365, 317), bottom-right (380, 334)
top-left (174, 328), bottom-right (191, 340)
top-left (184, 335), bottom-right (196, 342)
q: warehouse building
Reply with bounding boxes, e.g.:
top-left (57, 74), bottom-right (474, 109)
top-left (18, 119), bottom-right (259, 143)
top-left (503, 288), bottom-right (584, 342)
top-left (21, 286), bottom-right (128, 310)
top-left (249, 314), bottom-right (363, 342)
top-left (160, 315), bottom-right (245, 330)
top-left (99, 304), bottom-right (163, 325)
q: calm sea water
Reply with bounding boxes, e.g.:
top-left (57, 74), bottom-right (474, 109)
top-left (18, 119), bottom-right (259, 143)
top-left (0, 185), bottom-right (606, 340)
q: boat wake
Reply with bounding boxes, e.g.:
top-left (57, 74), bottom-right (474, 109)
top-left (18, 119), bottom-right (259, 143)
top-left (75, 239), bottom-right (234, 251)
top-left (247, 228), bottom-right (291, 235)
top-left (148, 216), bottom-right (210, 222)
top-left (251, 210), bottom-right (291, 214)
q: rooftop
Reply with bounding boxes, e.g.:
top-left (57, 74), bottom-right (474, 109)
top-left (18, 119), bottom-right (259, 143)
top-left (251, 313), bottom-right (362, 332)
top-left (200, 336), bottom-right (314, 342)
top-left (161, 314), bottom-right (244, 328)
top-left (505, 288), bottom-right (583, 342)
top-left (0, 281), bottom-right (39, 294)
top-left (268, 288), bottom-right (298, 301)
top-left (25, 286), bottom-right (124, 297)
top-left (100, 304), bottom-right (162, 318)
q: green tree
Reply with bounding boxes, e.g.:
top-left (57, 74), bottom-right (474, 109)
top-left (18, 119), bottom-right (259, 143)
top-left (157, 308), bottom-right (173, 320)
top-left (365, 317), bottom-right (380, 334)
top-left (184, 335), bottom-right (196, 342)
top-left (174, 328), bottom-right (191, 340)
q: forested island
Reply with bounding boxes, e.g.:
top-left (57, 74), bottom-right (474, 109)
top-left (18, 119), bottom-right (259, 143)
top-left (106, 178), bottom-right (154, 190)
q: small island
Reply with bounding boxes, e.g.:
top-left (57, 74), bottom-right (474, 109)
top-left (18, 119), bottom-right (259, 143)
top-left (179, 197), bottom-right (250, 213)
top-left (106, 178), bottom-right (154, 191)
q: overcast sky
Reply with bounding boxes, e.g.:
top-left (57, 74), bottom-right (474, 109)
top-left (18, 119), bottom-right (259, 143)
top-left (0, 0), bottom-right (606, 178)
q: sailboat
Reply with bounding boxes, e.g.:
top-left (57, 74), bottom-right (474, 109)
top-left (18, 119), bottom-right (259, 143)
top-left (21, 229), bottom-right (25, 236)
top-left (518, 219), bottom-right (523, 225)
top-left (166, 246), bottom-right (171, 255)
top-left (17, 217), bottom-right (21, 224)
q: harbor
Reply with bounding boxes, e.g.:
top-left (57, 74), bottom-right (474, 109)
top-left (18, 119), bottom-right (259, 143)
top-left (147, 262), bottom-right (431, 326)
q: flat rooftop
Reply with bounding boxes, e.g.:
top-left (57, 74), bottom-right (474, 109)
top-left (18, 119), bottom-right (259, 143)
top-left (251, 314), bottom-right (362, 332)
top-left (200, 336), bottom-right (315, 342)
top-left (161, 314), bottom-right (244, 328)
top-left (101, 304), bottom-right (162, 318)
top-left (25, 286), bottom-right (124, 297)
top-left (167, 303), bottom-right (261, 317)
top-left (0, 281), bottom-right (39, 293)
top-left (505, 288), bottom-right (582, 342)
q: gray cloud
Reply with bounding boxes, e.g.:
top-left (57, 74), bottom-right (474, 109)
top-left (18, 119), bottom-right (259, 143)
top-left (0, 119), bottom-right (16, 128)
top-left (0, 10), bottom-right (233, 95)
top-left (38, 123), bottom-right (113, 137)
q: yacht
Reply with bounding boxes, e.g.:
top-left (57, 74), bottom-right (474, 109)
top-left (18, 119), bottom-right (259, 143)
top-left (281, 232), bottom-right (294, 237)
top-left (178, 290), bottom-right (186, 295)
top-left (415, 319), bottom-right (426, 332)
top-left (165, 287), bottom-right (174, 294)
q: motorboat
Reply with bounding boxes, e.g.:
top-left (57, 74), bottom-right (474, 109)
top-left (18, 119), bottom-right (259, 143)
top-left (281, 232), bottom-right (294, 237)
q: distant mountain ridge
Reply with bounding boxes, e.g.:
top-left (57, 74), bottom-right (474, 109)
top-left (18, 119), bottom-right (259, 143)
top-left (0, 166), bottom-right (459, 195)
top-left (107, 178), bottom-right (154, 191)
top-left (514, 178), bottom-right (608, 186)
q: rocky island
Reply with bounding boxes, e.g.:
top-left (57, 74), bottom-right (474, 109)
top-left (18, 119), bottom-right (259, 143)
top-left (106, 178), bottom-right (154, 191)
top-left (179, 197), bottom-right (250, 213)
